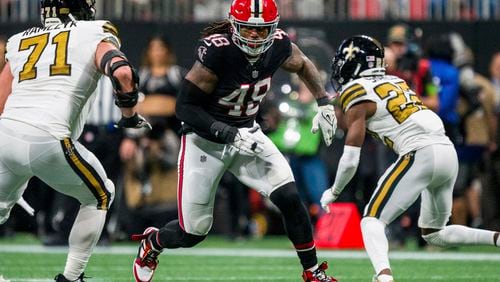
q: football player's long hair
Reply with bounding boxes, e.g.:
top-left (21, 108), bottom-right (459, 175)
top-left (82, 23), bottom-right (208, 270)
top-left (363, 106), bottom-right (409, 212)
top-left (201, 20), bottom-right (232, 37)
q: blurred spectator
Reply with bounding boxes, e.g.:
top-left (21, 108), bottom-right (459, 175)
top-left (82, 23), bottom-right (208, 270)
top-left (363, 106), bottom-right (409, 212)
top-left (448, 34), bottom-right (496, 228)
top-left (485, 52), bottom-right (500, 230)
top-left (491, 52), bottom-right (500, 107)
top-left (265, 29), bottom-right (332, 222)
top-left (386, 24), bottom-right (439, 111)
top-left (120, 35), bottom-right (186, 236)
top-left (296, 0), bottom-right (323, 19)
top-left (277, 0), bottom-right (295, 19)
top-left (426, 33), bottom-right (460, 143)
top-left (193, 0), bottom-right (228, 22)
top-left (268, 79), bottom-right (330, 221)
top-left (2, 0), bottom-right (500, 22)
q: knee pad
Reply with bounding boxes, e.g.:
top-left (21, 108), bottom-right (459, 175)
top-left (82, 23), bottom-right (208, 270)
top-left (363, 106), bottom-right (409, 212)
top-left (189, 214), bottom-right (213, 236)
top-left (184, 206), bottom-right (213, 236)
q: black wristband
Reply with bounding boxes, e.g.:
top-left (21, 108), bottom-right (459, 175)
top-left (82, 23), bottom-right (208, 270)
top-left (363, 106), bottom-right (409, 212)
top-left (316, 96), bottom-right (330, 106)
top-left (210, 121), bottom-right (238, 143)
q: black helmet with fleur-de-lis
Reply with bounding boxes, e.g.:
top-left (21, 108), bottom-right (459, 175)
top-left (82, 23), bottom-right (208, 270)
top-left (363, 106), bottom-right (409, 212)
top-left (330, 35), bottom-right (385, 92)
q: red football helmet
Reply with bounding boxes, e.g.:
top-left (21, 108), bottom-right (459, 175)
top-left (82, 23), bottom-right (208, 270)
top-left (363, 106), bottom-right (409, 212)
top-left (229, 0), bottom-right (280, 57)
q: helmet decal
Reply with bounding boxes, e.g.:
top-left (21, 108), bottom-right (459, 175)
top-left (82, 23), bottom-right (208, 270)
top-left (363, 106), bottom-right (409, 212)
top-left (252, 0), bottom-right (260, 18)
top-left (342, 41), bottom-right (361, 61)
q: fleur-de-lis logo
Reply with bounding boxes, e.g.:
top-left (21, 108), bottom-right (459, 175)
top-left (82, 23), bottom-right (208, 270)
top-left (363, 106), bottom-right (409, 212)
top-left (342, 41), bottom-right (360, 61)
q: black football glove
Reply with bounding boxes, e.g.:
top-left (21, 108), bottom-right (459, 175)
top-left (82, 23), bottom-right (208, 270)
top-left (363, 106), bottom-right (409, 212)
top-left (115, 113), bottom-right (152, 130)
top-left (210, 121), bottom-right (238, 143)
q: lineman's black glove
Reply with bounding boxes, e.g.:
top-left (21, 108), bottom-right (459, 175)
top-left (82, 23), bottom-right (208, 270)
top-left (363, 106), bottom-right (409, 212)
top-left (115, 113), bottom-right (152, 130)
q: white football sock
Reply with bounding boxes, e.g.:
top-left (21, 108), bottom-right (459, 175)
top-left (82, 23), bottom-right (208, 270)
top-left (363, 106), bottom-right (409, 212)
top-left (361, 217), bottom-right (391, 275)
top-left (422, 225), bottom-right (497, 248)
top-left (306, 264), bottom-right (318, 272)
top-left (63, 205), bottom-right (106, 280)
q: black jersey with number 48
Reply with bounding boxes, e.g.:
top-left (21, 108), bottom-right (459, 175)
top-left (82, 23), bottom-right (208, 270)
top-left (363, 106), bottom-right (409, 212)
top-left (194, 29), bottom-right (291, 130)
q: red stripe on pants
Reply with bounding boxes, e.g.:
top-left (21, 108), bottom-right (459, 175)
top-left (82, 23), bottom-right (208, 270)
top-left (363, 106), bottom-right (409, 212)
top-left (177, 135), bottom-right (187, 230)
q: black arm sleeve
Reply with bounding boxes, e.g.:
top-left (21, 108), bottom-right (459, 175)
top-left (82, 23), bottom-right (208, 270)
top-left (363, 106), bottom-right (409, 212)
top-left (176, 79), bottom-right (215, 129)
top-left (176, 79), bottom-right (238, 143)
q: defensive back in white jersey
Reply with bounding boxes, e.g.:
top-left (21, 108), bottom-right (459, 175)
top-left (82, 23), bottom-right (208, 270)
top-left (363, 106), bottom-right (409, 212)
top-left (2, 20), bottom-right (120, 139)
top-left (339, 75), bottom-right (452, 155)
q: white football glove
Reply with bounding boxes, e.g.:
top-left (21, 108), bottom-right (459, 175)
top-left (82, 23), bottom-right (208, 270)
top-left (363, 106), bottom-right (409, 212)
top-left (232, 125), bottom-right (265, 156)
top-left (311, 104), bottom-right (337, 146)
top-left (320, 187), bottom-right (340, 213)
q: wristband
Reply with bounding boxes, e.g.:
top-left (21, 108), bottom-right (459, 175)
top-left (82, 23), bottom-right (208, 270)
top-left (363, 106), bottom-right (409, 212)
top-left (316, 96), bottom-right (329, 106)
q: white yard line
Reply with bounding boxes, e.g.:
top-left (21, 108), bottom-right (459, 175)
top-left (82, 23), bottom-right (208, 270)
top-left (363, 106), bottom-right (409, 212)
top-left (1, 245), bottom-right (500, 261)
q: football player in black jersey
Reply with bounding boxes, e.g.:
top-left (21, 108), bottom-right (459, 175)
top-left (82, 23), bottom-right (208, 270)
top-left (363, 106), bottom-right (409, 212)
top-left (131, 1), bottom-right (337, 281)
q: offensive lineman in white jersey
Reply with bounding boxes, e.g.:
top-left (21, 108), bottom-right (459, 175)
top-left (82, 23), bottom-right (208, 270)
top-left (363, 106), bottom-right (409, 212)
top-left (319, 35), bottom-right (500, 282)
top-left (0, 0), bottom-right (150, 281)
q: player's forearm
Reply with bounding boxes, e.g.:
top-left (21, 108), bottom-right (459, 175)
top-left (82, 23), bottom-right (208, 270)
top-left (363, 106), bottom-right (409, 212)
top-left (176, 79), bottom-right (228, 139)
top-left (110, 57), bottom-right (134, 93)
top-left (176, 99), bottom-right (215, 130)
top-left (96, 42), bottom-right (140, 111)
top-left (112, 62), bottom-right (136, 118)
top-left (331, 145), bottom-right (361, 194)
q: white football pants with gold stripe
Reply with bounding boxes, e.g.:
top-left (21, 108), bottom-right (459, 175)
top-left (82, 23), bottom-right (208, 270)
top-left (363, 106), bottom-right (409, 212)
top-left (177, 129), bottom-right (294, 236)
top-left (0, 119), bottom-right (114, 220)
top-left (0, 119), bottom-right (114, 279)
top-left (364, 143), bottom-right (458, 229)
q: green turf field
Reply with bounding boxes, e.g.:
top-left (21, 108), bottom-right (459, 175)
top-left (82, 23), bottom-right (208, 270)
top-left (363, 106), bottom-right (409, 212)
top-left (0, 234), bottom-right (499, 281)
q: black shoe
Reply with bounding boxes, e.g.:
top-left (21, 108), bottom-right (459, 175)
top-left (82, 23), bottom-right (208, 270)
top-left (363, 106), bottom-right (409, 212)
top-left (54, 273), bottom-right (86, 282)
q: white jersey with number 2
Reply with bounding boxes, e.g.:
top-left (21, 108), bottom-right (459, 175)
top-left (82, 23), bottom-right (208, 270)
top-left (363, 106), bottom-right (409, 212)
top-left (339, 75), bottom-right (452, 155)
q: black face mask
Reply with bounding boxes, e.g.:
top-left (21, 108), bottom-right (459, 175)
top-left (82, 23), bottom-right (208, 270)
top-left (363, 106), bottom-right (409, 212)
top-left (330, 56), bottom-right (345, 92)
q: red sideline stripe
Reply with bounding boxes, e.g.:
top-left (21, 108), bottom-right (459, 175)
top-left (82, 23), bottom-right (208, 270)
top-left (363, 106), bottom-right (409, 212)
top-left (294, 241), bottom-right (315, 250)
top-left (178, 135), bottom-right (187, 230)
